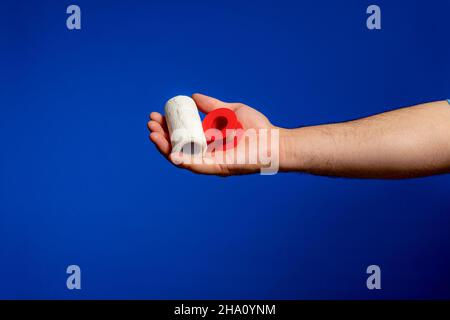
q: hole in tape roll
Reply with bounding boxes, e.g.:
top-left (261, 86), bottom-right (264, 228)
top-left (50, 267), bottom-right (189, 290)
top-left (181, 141), bottom-right (203, 155)
top-left (211, 116), bottom-right (228, 131)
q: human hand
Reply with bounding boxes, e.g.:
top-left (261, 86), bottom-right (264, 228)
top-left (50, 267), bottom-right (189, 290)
top-left (147, 93), bottom-right (278, 176)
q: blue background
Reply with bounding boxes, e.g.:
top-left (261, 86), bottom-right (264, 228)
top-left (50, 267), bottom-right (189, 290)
top-left (1, 0), bottom-right (449, 299)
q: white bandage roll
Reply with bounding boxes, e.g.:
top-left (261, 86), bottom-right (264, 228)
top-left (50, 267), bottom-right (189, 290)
top-left (164, 95), bottom-right (207, 155)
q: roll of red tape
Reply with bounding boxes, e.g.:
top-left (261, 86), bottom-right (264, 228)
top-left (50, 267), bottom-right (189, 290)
top-left (202, 108), bottom-right (243, 150)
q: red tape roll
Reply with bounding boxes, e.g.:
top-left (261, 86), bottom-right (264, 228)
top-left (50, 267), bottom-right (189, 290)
top-left (202, 108), bottom-right (243, 150)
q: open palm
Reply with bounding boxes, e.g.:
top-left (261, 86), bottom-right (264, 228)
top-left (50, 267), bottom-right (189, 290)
top-left (147, 93), bottom-right (274, 175)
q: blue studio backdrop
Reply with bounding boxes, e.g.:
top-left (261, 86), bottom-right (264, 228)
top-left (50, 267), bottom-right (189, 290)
top-left (1, 0), bottom-right (449, 299)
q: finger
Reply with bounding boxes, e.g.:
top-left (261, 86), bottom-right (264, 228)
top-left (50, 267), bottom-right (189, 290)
top-left (192, 93), bottom-right (236, 113)
top-left (149, 112), bottom-right (168, 129)
top-left (149, 132), bottom-right (171, 156)
top-left (147, 120), bottom-right (169, 139)
top-left (185, 162), bottom-right (228, 176)
top-left (169, 153), bottom-right (225, 175)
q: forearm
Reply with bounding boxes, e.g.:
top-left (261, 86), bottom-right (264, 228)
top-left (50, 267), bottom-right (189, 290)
top-left (279, 101), bottom-right (450, 178)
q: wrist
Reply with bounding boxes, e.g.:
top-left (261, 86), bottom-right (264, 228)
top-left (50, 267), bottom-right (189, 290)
top-left (278, 127), bottom-right (307, 172)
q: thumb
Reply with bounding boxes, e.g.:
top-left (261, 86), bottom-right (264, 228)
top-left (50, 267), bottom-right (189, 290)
top-left (192, 93), bottom-right (234, 114)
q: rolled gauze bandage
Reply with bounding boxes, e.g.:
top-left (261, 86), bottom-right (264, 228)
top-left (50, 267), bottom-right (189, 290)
top-left (164, 95), bottom-right (207, 155)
